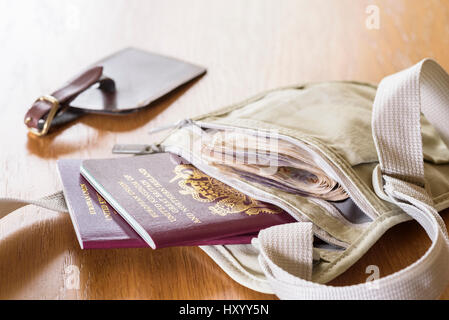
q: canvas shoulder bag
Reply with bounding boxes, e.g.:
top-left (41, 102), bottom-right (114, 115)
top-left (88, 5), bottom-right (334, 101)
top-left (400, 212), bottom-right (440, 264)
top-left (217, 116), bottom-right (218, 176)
top-left (2, 59), bottom-right (449, 300)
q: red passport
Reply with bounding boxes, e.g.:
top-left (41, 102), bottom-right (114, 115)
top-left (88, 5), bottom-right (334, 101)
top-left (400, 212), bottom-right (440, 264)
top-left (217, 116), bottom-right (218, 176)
top-left (58, 159), bottom-right (274, 249)
top-left (79, 153), bottom-right (295, 249)
top-left (57, 159), bottom-right (147, 249)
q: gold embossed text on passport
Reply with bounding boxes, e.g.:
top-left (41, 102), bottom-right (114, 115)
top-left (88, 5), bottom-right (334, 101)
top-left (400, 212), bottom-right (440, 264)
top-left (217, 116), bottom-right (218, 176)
top-left (170, 164), bottom-right (283, 216)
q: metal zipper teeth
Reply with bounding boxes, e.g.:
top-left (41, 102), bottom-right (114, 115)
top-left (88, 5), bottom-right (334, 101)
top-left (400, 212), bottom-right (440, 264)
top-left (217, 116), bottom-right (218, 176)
top-left (165, 142), bottom-right (349, 249)
top-left (192, 120), bottom-right (378, 221)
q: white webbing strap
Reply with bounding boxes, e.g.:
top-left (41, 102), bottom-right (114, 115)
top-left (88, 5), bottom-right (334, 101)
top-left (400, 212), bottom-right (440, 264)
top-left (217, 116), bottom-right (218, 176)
top-left (1, 60), bottom-right (449, 299)
top-left (256, 59), bottom-right (449, 299)
top-left (0, 191), bottom-right (68, 219)
top-left (256, 222), bottom-right (314, 284)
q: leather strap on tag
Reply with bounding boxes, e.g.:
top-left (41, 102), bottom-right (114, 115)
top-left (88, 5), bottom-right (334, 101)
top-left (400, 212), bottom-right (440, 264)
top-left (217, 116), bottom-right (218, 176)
top-left (24, 66), bottom-right (115, 136)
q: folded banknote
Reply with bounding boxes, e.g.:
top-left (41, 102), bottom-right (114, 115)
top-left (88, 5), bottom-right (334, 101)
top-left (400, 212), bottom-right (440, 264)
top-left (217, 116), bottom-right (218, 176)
top-left (200, 130), bottom-right (348, 201)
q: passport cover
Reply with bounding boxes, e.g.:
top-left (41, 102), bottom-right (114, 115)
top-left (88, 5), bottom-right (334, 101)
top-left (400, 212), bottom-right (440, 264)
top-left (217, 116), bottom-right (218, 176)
top-left (57, 159), bottom-right (147, 249)
top-left (80, 153), bottom-right (295, 249)
top-left (58, 159), bottom-right (271, 249)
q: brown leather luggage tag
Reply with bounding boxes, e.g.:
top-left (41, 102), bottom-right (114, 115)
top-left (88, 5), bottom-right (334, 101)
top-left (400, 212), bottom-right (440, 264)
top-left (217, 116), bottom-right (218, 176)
top-left (24, 47), bottom-right (206, 136)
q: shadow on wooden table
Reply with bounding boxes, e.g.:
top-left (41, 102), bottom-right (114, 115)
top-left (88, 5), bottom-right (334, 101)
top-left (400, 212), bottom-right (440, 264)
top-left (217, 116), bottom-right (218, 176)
top-left (3, 209), bottom-right (444, 298)
top-left (25, 79), bottom-right (201, 159)
top-left (328, 216), bottom-right (449, 300)
top-left (0, 208), bottom-right (273, 299)
top-left (77, 242), bottom-right (276, 299)
top-left (0, 213), bottom-right (73, 299)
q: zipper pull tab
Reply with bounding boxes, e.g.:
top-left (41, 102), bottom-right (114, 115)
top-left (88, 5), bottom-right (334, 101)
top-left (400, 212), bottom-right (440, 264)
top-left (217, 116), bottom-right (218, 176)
top-left (111, 119), bottom-right (194, 155)
top-left (112, 143), bottom-right (164, 155)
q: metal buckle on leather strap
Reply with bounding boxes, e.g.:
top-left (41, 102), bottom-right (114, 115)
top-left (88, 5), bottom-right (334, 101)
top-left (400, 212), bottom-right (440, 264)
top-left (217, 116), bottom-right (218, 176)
top-left (25, 95), bottom-right (60, 137)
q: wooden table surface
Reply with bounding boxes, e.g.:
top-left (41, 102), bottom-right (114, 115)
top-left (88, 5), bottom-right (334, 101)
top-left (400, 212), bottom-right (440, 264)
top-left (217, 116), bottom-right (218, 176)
top-left (1, 0), bottom-right (448, 299)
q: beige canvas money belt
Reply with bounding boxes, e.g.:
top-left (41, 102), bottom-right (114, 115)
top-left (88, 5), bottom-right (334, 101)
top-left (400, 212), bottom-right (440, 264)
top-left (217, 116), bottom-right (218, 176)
top-left (1, 59), bottom-right (449, 299)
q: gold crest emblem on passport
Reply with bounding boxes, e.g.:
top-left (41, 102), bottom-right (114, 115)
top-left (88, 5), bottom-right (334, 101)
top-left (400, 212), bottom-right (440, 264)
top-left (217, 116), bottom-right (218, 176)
top-left (170, 164), bottom-right (282, 216)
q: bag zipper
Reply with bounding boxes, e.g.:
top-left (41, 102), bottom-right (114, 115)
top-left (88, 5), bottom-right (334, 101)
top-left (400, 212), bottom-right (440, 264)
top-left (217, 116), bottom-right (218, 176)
top-left (192, 120), bottom-right (378, 220)
top-left (111, 118), bottom-right (374, 242)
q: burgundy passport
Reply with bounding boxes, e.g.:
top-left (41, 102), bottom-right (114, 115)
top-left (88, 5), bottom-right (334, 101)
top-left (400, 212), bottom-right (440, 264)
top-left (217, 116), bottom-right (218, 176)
top-left (80, 153), bottom-right (295, 249)
top-left (57, 159), bottom-right (147, 249)
top-left (58, 159), bottom-right (275, 249)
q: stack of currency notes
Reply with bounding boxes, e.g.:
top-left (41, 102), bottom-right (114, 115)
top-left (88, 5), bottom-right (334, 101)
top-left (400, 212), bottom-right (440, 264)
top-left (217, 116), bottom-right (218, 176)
top-left (200, 129), bottom-right (348, 201)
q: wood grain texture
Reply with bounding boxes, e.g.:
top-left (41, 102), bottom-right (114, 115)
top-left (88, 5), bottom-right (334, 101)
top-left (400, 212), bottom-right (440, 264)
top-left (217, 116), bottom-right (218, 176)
top-left (0, 0), bottom-right (448, 299)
